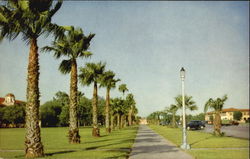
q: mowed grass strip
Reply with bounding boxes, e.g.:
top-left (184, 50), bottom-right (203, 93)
top-left (0, 126), bottom-right (138, 158)
top-left (149, 125), bottom-right (249, 159)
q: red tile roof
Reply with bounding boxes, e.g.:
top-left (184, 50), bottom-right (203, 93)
top-left (0, 97), bottom-right (25, 106)
top-left (0, 97), bottom-right (5, 106)
top-left (207, 108), bottom-right (250, 114)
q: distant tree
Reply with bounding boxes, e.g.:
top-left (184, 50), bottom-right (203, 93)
top-left (169, 95), bottom-right (198, 127)
top-left (125, 93), bottom-right (136, 126)
top-left (118, 84), bottom-right (129, 97)
top-left (40, 101), bottom-right (62, 127)
top-left (0, 104), bottom-right (25, 127)
top-left (204, 95), bottom-right (228, 136)
top-left (99, 70), bottom-right (120, 133)
top-left (233, 111), bottom-right (242, 121)
top-left (190, 113), bottom-right (205, 121)
top-left (169, 105), bottom-right (178, 128)
top-left (110, 97), bottom-right (124, 130)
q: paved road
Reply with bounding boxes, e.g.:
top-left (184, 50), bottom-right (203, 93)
top-left (129, 125), bottom-right (193, 159)
top-left (200, 125), bottom-right (249, 139)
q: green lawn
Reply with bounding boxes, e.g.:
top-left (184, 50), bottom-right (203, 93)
top-left (0, 126), bottom-right (138, 159)
top-left (149, 125), bottom-right (249, 159)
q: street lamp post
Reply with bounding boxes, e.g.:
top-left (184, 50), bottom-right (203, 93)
top-left (180, 67), bottom-right (190, 150)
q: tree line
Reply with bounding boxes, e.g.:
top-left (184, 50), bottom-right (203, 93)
top-left (0, 91), bottom-right (139, 129)
top-left (0, 0), bottom-right (138, 158)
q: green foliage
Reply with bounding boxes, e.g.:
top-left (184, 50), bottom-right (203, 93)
top-left (39, 91), bottom-right (107, 127)
top-left (189, 113), bottom-right (205, 121)
top-left (79, 62), bottom-right (106, 86)
top-left (42, 26), bottom-right (95, 74)
top-left (0, 0), bottom-right (63, 42)
top-left (99, 70), bottom-right (120, 90)
top-left (233, 111), bottom-right (242, 121)
top-left (0, 104), bottom-right (25, 127)
top-left (118, 84), bottom-right (129, 96)
top-left (221, 119), bottom-right (231, 124)
top-left (204, 95), bottom-right (228, 113)
top-left (40, 100), bottom-right (62, 127)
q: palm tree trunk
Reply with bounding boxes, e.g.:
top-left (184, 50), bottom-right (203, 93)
top-left (105, 88), bottom-right (111, 133)
top-left (110, 114), bottom-right (114, 130)
top-left (25, 38), bottom-right (44, 158)
top-left (172, 112), bottom-right (177, 128)
top-left (92, 82), bottom-right (100, 137)
top-left (68, 60), bottom-right (80, 143)
top-left (214, 111), bottom-right (221, 136)
top-left (128, 108), bottom-right (132, 126)
top-left (117, 114), bottom-right (120, 129)
top-left (121, 115), bottom-right (124, 128)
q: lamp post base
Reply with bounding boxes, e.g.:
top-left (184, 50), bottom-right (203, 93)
top-left (180, 143), bottom-right (190, 150)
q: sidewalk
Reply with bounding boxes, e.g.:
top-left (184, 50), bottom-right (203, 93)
top-left (129, 125), bottom-right (194, 159)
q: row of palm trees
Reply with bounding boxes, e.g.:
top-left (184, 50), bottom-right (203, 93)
top-left (147, 94), bottom-right (228, 136)
top-left (0, 0), bottom-right (138, 158)
top-left (147, 95), bottom-right (197, 127)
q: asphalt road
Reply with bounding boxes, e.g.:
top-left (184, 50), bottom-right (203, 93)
top-left (199, 124), bottom-right (249, 139)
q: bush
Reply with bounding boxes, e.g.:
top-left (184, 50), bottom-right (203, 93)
top-left (233, 111), bottom-right (242, 121)
top-left (0, 104), bottom-right (25, 127)
top-left (40, 100), bottom-right (62, 127)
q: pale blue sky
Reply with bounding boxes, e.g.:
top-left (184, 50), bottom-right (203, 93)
top-left (0, 1), bottom-right (249, 117)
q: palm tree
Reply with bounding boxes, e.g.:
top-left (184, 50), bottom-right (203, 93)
top-left (170, 95), bottom-right (198, 127)
top-left (125, 93), bottom-right (136, 126)
top-left (204, 95), bottom-right (228, 136)
top-left (169, 105), bottom-right (179, 128)
top-left (0, 0), bottom-right (63, 157)
top-left (79, 62), bottom-right (106, 137)
top-left (110, 97), bottom-right (125, 129)
top-left (99, 71), bottom-right (120, 133)
top-left (118, 84), bottom-right (129, 97)
top-left (42, 26), bottom-right (95, 143)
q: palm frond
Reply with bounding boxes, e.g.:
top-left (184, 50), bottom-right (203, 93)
top-left (59, 59), bottom-right (72, 74)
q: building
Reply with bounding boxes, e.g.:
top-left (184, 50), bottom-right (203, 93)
top-left (0, 93), bottom-right (25, 107)
top-left (205, 108), bottom-right (250, 123)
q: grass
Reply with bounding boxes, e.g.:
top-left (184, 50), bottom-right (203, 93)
top-left (0, 126), bottom-right (138, 159)
top-left (149, 125), bottom-right (249, 159)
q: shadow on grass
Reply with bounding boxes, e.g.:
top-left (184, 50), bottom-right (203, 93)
top-left (189, 136), bottom-right (214, 146)
top-left (38, 138), bottom-right (134, 158)
top-left (46, 150), bottom-right (76, 156)
top-left (85, 139), bottom-right (134, 150)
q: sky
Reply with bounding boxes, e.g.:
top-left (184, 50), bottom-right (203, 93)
top-left (0, 1), bottom-right (249, 117)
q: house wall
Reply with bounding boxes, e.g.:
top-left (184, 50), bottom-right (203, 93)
top-left (205, 109), bottom-right (250, 123)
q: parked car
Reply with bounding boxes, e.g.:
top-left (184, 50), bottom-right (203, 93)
top-left (187, 120), bottom-right (205, 130)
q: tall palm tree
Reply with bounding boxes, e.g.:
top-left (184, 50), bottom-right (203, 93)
top-left (0, 0), bottom-right (63, 157)
top-left (118, 84), bottom-right (128, 97)
top-left (79, 62), bottom-right (106, 137)
top-left (42, 26), bottom-right (95, 143)
top-left (171, 95), bottom-right (198, 127)
top-left (204, 95), bottom-right (228, 136)
top-left (99, 71), bottom-right (120, 133)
